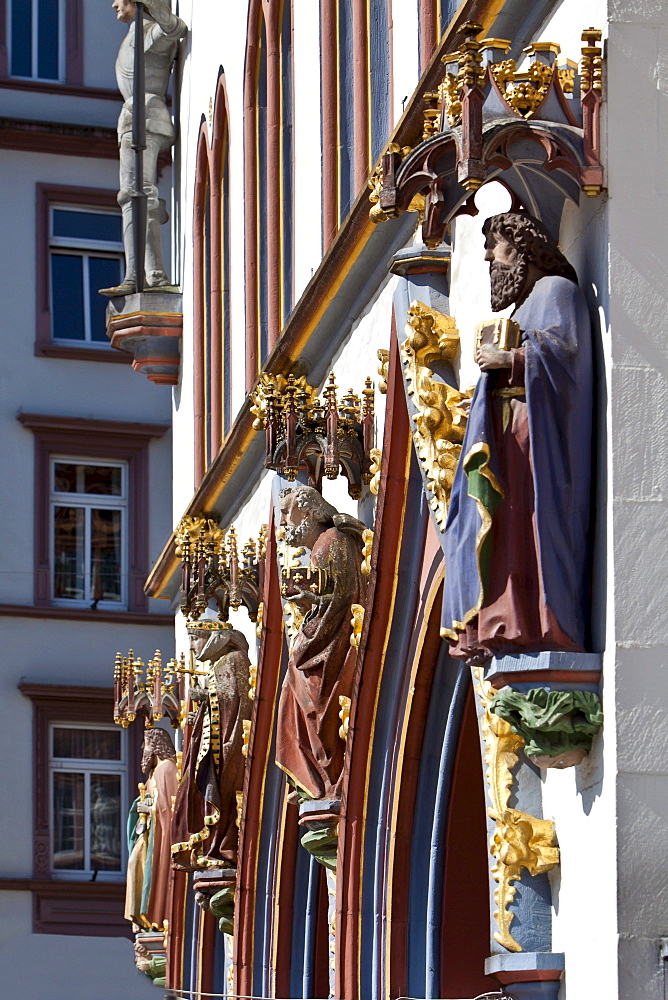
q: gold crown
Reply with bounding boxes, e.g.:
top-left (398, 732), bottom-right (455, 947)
top-left (185, 618), bottom-right (232, 632)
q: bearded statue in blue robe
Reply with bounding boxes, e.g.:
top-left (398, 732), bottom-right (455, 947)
top-left (442, 212), bottom-right (593, 664)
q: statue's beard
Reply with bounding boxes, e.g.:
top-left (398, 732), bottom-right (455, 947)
top-left (490, 258), bottom-right (528, 311)
top-left (284, 519), bottom-right (312, 546)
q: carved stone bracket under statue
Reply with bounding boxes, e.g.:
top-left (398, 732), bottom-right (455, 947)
top-left (298, 799), bottom-right (340, 871)
top-left (485, 651), bottom-right (603, 769)
top-left (192, 868), bottom-right (237, 935)
top-left (106, 290), bottom-right (183, 386)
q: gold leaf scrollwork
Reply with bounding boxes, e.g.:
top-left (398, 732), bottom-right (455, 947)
top-left (338, 695), bottom-right (351, 742)
top-left (361, 529), bottom-right (374, 577)
top-left (401, 301), bottom-right (469, 530)
top-left (474, 669), bottom-right (560, 953)
top-left (241, 719), bottom-right (251, 759)
top-left (235, 790), bottom-right (243, 830)
top-left (368, 449), bottom-right (382, 497)
top-left (282, 600), bottom-right (306, 651)
top-left (350, 604), bottom-right (365, 649)
top-left (248, 664), bottom-right (257, 702)
top-left (490, 56), bottom-right (554, 116)
top-left (377, 348), bottom-right (390, 395)
top-left (255, 601), bottom-right (264, 640)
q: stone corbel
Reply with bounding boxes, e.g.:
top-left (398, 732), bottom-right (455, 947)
top-left (106, 291), bottom-right (183, 386)
top-left (485, 650), bottom-right (603, 769)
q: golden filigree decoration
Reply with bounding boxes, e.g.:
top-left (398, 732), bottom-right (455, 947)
top-left (241, 719), bottom-right (251, 759)
top-left (474, 669), bottom-right (560, 952)
top-left (377, 348), bottom-right (390, 394)
top-left (368, 142), bottom-right (412, 223)
top-left (438, 70), bottom-right (462, 127)
top-left (255, 601), bottom-right (264, 639)
top-left (422, 91), bottom-right (441, 140)
top-left (458, 23), bottom-right (485, 87)
top-left (581, 27), bottom-right (603, 93)
top-left (490, 57), bottom-right (554, 116)
top-left (368, 449), bottom-right (382, 496)
top-left (557, 59), bottom-right (577, 93)
top-left (250, 373), bottom-right (317, 431)
top-left (401, 301), bottom-right (469, 530)
top-left (350, 604), bottom-right (365, 649)
top-left (235, 790), bottom-right (243, 830)
top-left (361, 529), bottom-right (374, 577)
top-left (248, 664), bottom-right (257, 701)
top-left (339, 696), bottom-right (351, 742)
top-left (174, 513), bottom-right (224, 558)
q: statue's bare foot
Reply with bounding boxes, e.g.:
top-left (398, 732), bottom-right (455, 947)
top-left (99, 279), bottom-right (137, 297)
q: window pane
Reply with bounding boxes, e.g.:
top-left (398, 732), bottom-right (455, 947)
top-left (84, 465), bottom-right (122, 496)
top-left (37, 0), bottom-right (59, 80)
top-left (53, 506), bottom-right (85, 600)
top-left (52, 210), bottom-right (123, 245)
top-left (90, 508), bottom-right (122, 602)
top-left (53, 462), bottom-right (77, 493)
top-left (51, 254), bottom-right (85, 340)
top-left (10, 0), bottom-right (33, 77)
top-left (90, 774), bottom-right (122, 871)
top-left (53, 772), bottom-right (84, 870)
top-left (88, 257), bottom-right (121, 341)
top-left (53, 727), bottom-right (122, 761)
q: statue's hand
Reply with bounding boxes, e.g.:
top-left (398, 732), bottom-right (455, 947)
top-left (190, 683), bottom-right (208, 704)
top-left (136, 802), bottom-right (151, 815)
top-left (291, 588), bottom-right (319, 610)
top-left (140, 0), bottom-right (178, 30)
top-left (476, 343), bottom-right (512, 370)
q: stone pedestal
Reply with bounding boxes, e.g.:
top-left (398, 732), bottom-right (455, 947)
top-left (105, 290), bottom-right (182, 386)
top-left (485, 650), bottom-right (602, 692)
top-left (485, 951), bottom-right (564, 1000)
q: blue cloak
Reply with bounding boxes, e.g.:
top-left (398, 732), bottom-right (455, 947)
top-left (441, 275), bottom-right (593, 650)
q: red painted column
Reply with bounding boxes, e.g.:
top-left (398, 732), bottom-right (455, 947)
top-left (352, 0), bottom-right (370, 194)
top-left (420, 0), bottom-right (438, 70)
top-left (321, 0), bottom-right (338, 249)
top-left (266, 12), bottom-right (281, 352)
top-left (243, 4), bottom-right (261, 391)
top-left (193, 129), bottom-right (209, 485)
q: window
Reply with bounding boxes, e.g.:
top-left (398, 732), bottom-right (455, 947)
top-left (36, 185), bottom-right (129, 362)
top-left (18, 412), bottom-right (169, 616)
top-left (8, 0), bottom-right (65, 81)
top-left (50, 205), bottom-right (124, 344)
top-left (51, 458), bottom-right (127, 608)
top-left (20, 684), bottom-right (141, 937)
top-left (51, 723), bottom-right (128, 878)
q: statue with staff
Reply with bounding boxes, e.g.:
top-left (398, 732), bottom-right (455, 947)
top-left (101, 0), bottom-right (187, 297)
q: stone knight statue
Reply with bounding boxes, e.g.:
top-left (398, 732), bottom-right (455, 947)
top-left (100, 0), bottom-right (187, 296)
top-left (275, 485), bottom-right (366, 802)
top-left (442, 212), bottom-right (593, 665)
